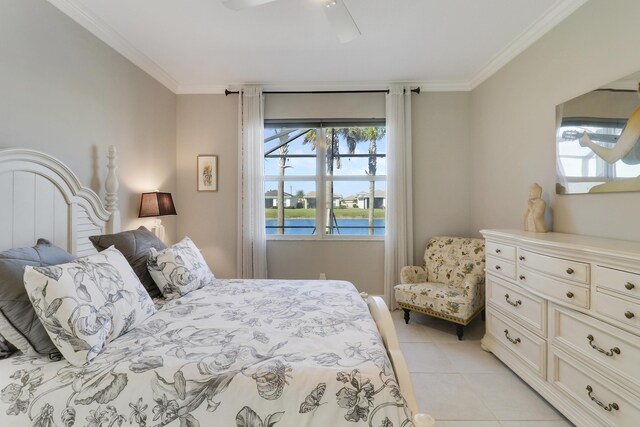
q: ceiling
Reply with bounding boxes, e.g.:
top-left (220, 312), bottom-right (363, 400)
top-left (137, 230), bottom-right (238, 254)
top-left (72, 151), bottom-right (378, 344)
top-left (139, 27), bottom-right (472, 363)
top-left (48, 0), bottom-right (588, 94)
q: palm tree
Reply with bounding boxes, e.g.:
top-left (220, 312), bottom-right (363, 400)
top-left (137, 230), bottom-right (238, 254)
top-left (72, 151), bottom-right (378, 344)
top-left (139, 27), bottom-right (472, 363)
top-left (267, 129), bottom-right (291, 234)
top-left (361, 127), bottom-right (386, 235)
top-left (303, 126), bottom-right (385, 235)
top-left (303, 127), bottom-right (350, 234)
top-left (329, 127), bottom-right (386, 235)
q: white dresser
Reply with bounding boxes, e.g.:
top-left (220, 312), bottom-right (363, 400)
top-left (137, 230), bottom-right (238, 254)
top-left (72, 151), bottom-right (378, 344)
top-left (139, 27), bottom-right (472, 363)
top-left (481, 230), bottom-right (640, 427)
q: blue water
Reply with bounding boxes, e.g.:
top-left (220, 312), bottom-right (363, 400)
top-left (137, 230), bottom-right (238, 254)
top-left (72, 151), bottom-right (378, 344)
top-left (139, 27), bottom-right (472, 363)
top-left (266, 218), bottom-right (385, 235)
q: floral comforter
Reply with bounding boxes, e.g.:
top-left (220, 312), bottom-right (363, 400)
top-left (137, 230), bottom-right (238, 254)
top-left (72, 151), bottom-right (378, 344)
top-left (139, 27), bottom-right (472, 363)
top-left (0, 279), bottom-right (413, 427)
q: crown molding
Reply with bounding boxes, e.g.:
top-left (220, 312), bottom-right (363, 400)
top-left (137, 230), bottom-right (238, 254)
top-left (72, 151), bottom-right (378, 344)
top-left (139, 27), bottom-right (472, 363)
top-left (47, 0), bottom-right (179, 93)
top-left (468, 0), bottom-right (588, 90)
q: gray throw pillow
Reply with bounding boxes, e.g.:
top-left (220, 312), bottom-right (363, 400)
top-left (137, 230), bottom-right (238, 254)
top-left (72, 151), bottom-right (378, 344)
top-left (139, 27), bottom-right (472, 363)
top-left (0, 332), bottom-right (16, 359)
top-left (89, 227), bottom-right (166, 298)
top-left (0, 239), bottom-right (75, 355)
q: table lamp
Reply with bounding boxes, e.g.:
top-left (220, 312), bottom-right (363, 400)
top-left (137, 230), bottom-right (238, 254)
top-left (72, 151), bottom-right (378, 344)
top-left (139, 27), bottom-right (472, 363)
top-left (138, 192), bottom-right (177, 242)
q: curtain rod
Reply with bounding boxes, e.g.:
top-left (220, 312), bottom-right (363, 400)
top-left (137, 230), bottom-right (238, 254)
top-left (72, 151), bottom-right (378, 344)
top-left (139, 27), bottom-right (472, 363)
top-left (224, 88), bottom-right (420, 96)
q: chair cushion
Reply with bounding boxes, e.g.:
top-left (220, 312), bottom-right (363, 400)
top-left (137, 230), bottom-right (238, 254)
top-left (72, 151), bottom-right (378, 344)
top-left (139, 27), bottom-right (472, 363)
top-left (395, 281), bottom-right (484, 321)
top-left (423, 237), bottom-right (485, 287)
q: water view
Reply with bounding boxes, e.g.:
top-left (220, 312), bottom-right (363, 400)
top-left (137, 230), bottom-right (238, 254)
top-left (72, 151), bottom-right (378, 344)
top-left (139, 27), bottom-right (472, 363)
top-left (266, 218), bottom-right (385, 235)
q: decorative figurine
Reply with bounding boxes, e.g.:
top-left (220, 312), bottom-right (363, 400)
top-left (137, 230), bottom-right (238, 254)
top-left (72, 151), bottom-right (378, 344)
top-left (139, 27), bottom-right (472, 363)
top-left (523, 183), bottom-right (547, 232)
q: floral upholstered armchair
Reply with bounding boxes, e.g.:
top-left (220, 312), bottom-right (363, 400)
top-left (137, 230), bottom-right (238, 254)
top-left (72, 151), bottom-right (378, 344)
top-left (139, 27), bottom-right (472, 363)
top-left (394, 236), bottom-right (485, 340)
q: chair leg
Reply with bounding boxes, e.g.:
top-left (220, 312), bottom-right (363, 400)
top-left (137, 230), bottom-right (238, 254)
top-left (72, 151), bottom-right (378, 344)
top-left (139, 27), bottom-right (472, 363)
top-left (456, 325), bottom-right (464, 340)
top-left (403, 309), bottom-right (410, 324)
top-left (481, 309), bottom-right (486, 321)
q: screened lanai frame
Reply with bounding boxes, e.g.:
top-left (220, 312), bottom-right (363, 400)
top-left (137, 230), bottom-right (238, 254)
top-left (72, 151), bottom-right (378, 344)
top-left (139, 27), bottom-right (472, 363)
top-left (264, 119), bottom-right (387, 239)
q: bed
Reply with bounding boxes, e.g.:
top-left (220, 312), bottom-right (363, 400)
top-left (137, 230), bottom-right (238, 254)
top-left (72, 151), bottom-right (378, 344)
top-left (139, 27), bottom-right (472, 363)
top-left (0, 147), bottom-right (435, 427)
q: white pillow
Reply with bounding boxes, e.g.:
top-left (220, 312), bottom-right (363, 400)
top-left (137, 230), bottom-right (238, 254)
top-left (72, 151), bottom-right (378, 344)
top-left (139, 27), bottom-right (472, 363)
top-left (23, 246), bottom-right (156, 366)
top-left (147, 237), bottom-right (215, 298)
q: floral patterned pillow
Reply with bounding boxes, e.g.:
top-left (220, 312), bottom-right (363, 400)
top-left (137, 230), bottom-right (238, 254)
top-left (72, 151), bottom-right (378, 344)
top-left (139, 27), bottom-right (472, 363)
top-left (23, 246), bottom-right (156, 366)
top-left (147, 237), bottom-right (215, 298)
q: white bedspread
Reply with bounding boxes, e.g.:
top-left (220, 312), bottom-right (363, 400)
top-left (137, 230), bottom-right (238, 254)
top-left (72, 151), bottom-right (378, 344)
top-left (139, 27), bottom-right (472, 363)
top-left (0, 279), bottom-right (412, 426)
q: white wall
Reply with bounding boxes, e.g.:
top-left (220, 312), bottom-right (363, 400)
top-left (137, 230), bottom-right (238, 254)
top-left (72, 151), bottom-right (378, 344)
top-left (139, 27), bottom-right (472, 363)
top-left (177, 92), bottom-right (473, 291)
top-left (470, 0), bottom-right (640, 241)
top-left (0, 0), bottom-right (177, 240)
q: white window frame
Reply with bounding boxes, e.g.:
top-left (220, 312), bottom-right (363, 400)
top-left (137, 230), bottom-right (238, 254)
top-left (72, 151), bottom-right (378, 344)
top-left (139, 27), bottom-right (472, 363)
top-left (264, 121), bottom-right (386, 241)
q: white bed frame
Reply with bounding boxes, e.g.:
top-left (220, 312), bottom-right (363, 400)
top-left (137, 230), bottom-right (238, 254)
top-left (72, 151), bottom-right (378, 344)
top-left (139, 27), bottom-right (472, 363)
top-left (0, 147), bottom-right (435, 427)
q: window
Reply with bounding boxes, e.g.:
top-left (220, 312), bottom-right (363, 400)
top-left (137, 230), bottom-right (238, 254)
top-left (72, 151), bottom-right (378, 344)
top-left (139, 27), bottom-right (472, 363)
top-left (264, 121), bottom-right (386, 238)
top-left (557, 118), bottom-right (638, 193)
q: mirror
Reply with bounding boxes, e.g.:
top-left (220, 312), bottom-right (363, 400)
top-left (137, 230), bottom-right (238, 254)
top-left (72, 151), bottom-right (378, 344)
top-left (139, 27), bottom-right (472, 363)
top-left (556, 71), bottom-right (640, 194)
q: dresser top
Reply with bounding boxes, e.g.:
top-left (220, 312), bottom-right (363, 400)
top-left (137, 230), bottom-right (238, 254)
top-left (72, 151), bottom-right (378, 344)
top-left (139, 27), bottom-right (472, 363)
top-left (481, 229), bottom-right (640, 260)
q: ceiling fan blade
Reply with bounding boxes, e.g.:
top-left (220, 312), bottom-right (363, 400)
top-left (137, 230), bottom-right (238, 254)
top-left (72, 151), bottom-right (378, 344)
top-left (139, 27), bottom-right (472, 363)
top-left (323, 0), bottom-right (361, 43)
top-left (222, 0), bottom-right (277, 11)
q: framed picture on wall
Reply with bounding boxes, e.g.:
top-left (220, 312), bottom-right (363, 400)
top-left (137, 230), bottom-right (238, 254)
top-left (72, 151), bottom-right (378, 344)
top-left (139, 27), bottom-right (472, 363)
top-left (197, 155), bottom-right (218, 192)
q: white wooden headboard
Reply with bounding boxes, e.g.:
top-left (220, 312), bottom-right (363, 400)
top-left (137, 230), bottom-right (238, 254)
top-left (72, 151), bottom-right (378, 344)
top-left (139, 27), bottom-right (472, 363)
top-left (0, 147), bottom-right (120, 255)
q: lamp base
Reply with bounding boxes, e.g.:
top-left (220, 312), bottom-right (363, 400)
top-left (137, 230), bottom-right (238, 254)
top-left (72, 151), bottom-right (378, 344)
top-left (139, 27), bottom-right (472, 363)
top-left (149, 218), bottom-right (166, 243)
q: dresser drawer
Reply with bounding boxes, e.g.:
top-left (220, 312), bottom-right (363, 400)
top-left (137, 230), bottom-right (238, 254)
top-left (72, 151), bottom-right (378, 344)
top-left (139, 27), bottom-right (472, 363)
top-left (518, 268), bottom-right (589, 309)
top-left (487, 275), bottom-right (546, 336)
top-left (486, 256), bottom-right (515, 280)
top-left (594, 291), bottom-right (640, 332)
top-left (518, 249), bottom-right (589, 285)
top-left (486, 241), bottom-right (516, 261)
top-left (551, 349), bottom-right (640, 427)
top-left (595, 266), bottom-right (640, 299)
top-left (487, 309), bottom-right (546, 377)
top-left (551, 304), bottom-right (640, 395)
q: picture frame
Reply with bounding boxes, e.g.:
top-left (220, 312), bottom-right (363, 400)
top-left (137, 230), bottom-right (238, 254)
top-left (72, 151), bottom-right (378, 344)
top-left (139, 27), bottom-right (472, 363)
top-left (197, 155), bottom-right (218, 192)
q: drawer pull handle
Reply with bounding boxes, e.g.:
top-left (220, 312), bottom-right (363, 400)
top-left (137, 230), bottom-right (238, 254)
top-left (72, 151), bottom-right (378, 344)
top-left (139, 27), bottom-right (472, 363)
top-left (566, 292), bottom-right (574, 299)
top-left (566, 267), bottom-right (574, 275)
top-left (495, 265), bottom-right (501, 270)
top-left (586, 385), bottom-right (619, 412)
top-left (587, 335), bottom-right (621, 357)
top-left (624, 311), bottom-right (635, 319)
top-left (519, 255), bottom-right (525, 261)
top-left (504, 294), bottom-right (522, 307)
top-left (503, 329), bottom-right (521, 345)
top-left (519, 275), bottom-right (526, 281)
top-left (625, 282), bottom-right (635, 290)
top-left (495, 248), bottom-right (501, 254)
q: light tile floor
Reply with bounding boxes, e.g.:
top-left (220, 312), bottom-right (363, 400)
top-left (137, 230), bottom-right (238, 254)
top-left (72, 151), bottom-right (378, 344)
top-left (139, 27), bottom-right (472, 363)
top-left (392, 310), bottom-right (575, 427)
